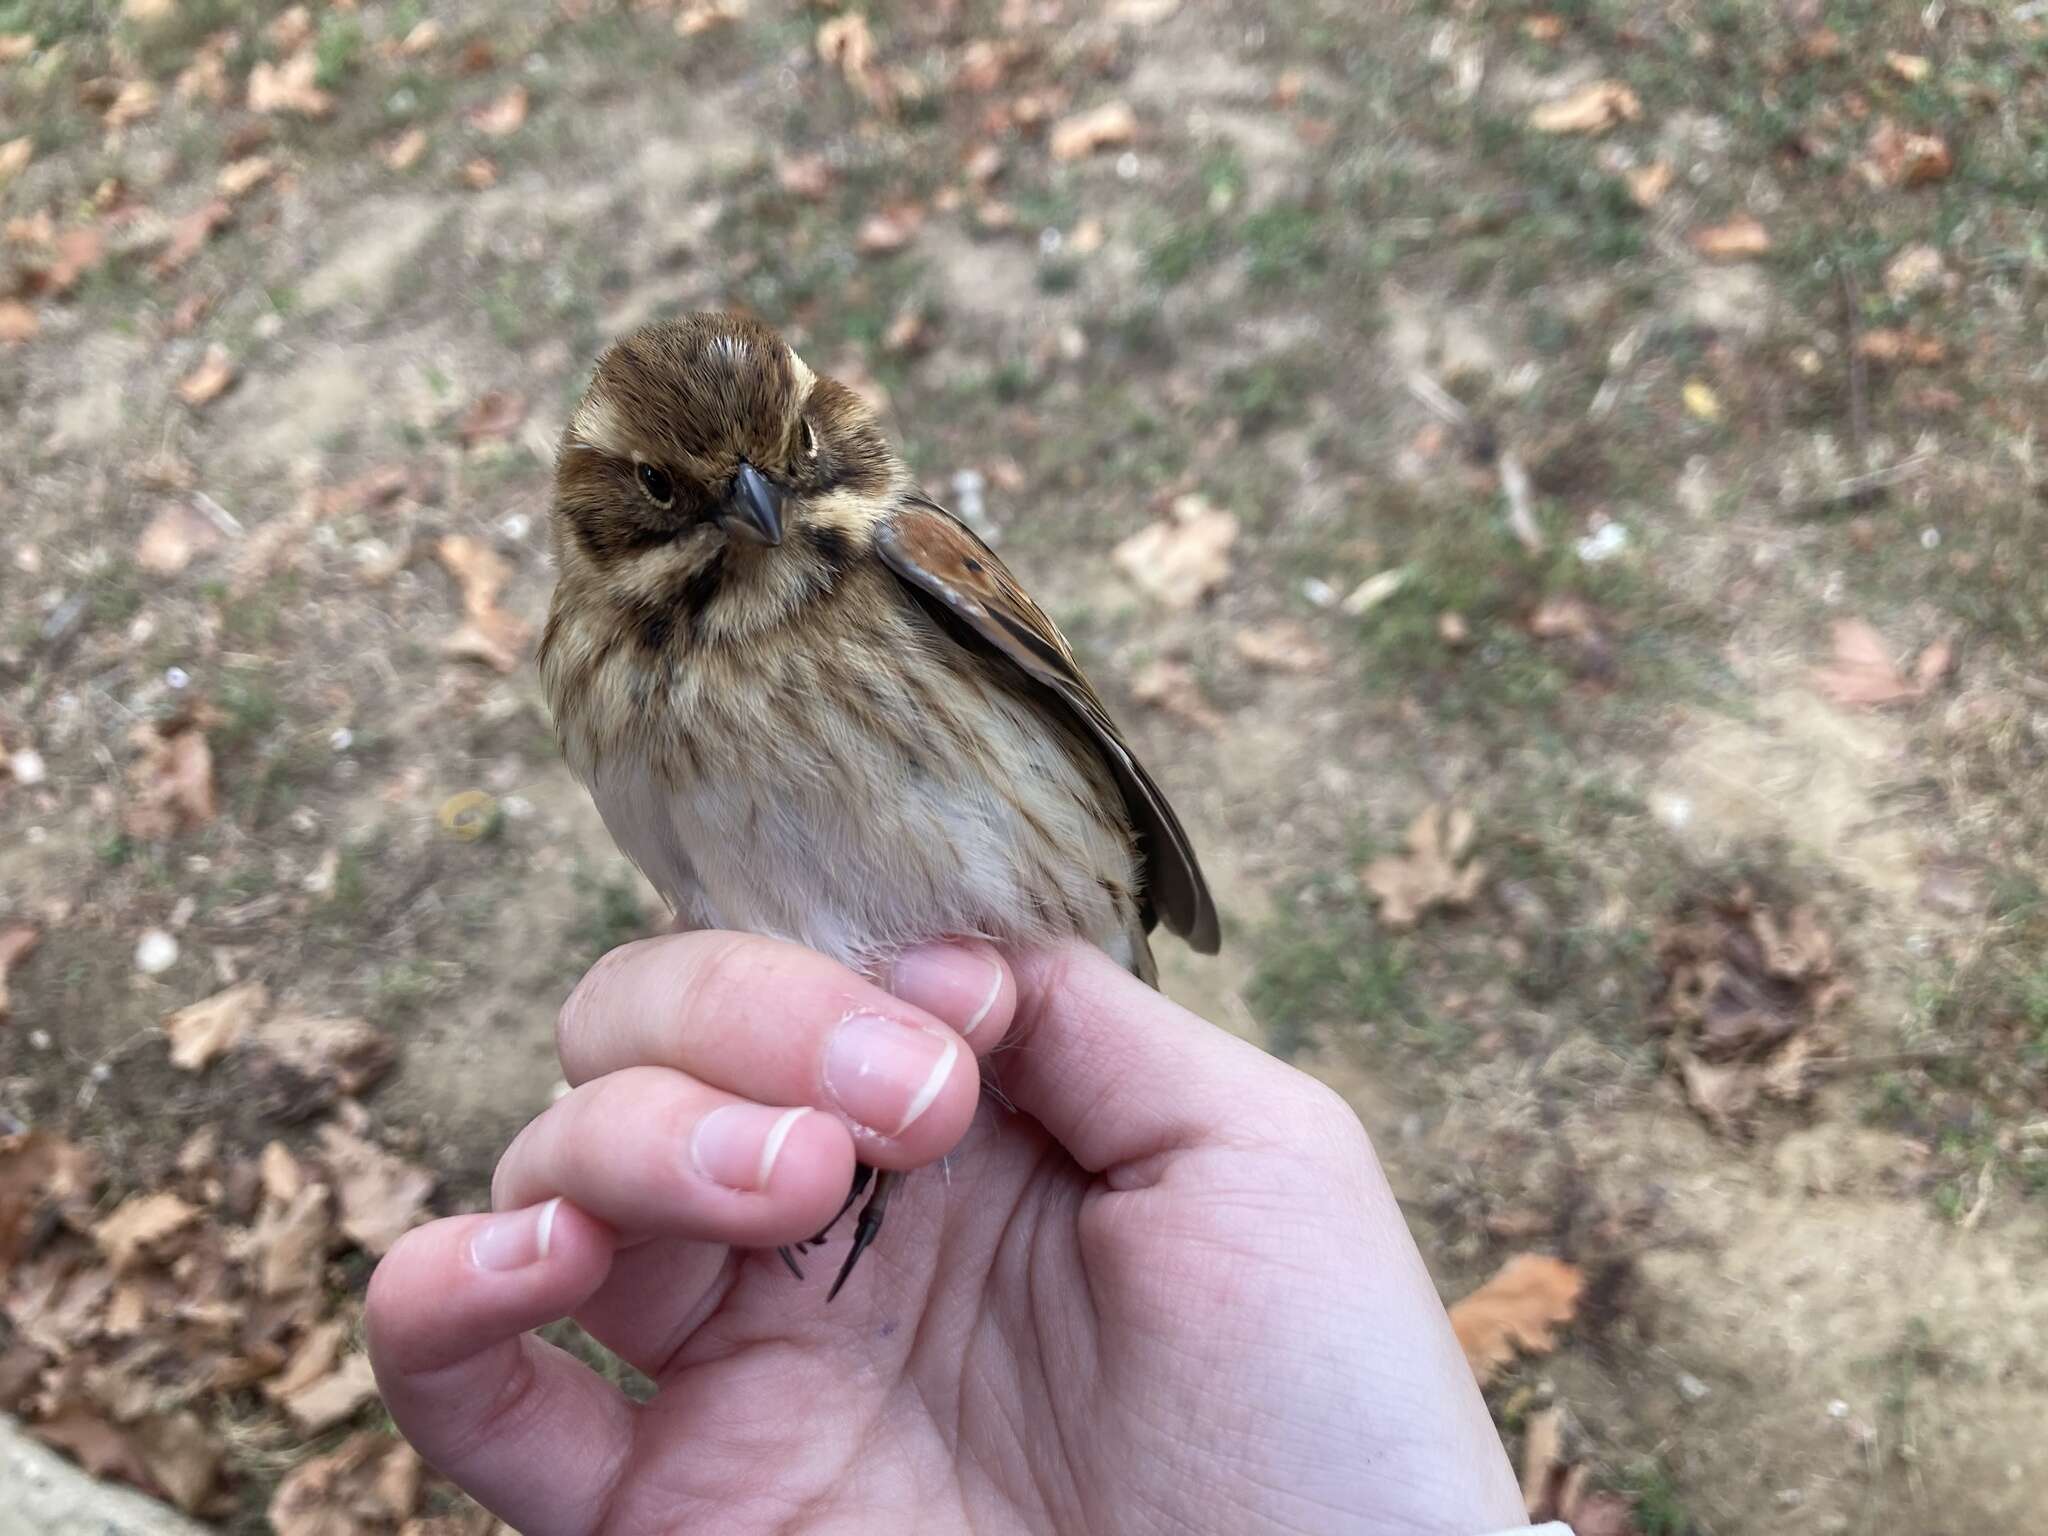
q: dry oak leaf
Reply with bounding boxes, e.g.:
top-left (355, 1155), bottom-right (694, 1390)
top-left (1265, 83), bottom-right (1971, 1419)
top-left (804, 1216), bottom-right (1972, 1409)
top-left (32, 1404), bottom-right (156, 1492)
top-left (677, 0), bottom-right (742, 34)
top-left (216, 154), bottom-right (276, 200)
top-left (266, 5), bottom-right (315, 54)
top-left (0, 298), bottom-right (36, 343)
top-left (1885, 51), bottom-right (1931, 84)
top-left (135, 500), bottom-right (225, 574)
top-left (93, 1191), bottom-right (200, 1273)
top-left (249, 48), bottom-right (334, 118)
top-left (1234, 620), bottom-right (1330, 673)
top-left (817, 13), bottom-right (891, 110)
top-left (252, 1014), bottom-right (398, 1100)
top-left (103, 77), bottom-right (160, 130)
top-left (133, 1408), bottom-right (223, 1514)
top-left (0, 33), bottom-right (32, 63)
top-left (855, 204), bottom-right (923, 254)
top-left (281, 1351), bottom-right (380, 1433)
top-left (176, 43), bottom-right (230, 105)
top-left (1855, 327), bottom-right (1947, 366)
top-left (1, 1129), bottom-right (90, 1273)
top-left (262, 1140), bottom-right (307, 1204)
top-left (250, 1182), bottom-right (334, 1295)
top-left (176, 343), bottom-right (237, 407)
top-left (151, 198), bottom-right (232, 278)
top-left (1131, 659), bottom-right (1223, 732)
top-left (468, 85), bottom-right (528, 138)
top-left (1527, 80), bottom-right (1640, 135)
top-left (384, 127), bottom-right (428, 172)
top-left (1050, 100), bottom-right (1139, 161)
top-left (1519, 1405), bottom-right (1566, 1518)
top-left (460, 156), bottom-right (499, 190)
top-left (1364, 804), bottom-right (1486, 931)
top-left (1623, 159), bottom-right (1674, 209)
top-left (1448, 1253), bottom-right (1585, 1386)
top-left (27, 225), bottom-right (106, 297)
top-left (266, 1316), bottom-right (347, 1402)
top-left (1883, 243), bottom-right (1946, 302)
top-left (1858, 119), bottom-right (1951, 188)
top-left (1812, 618), bottom-right (1948, 708)
top-left (1112, 494), bottom-right (1238, 609)
top-left (435, 533), bottom-right (532, 674)
top-left (1689, 214), bottom-right (1770, 260)
top-left (0, 923), bottom-right (38, 1021)
top-left (125, 716), bottom-right (216, 838)
top-left (165, 978), bottom-right (268, 1072)
top-left (318, 1123), bottom-right (433, 1255)
top-left (270, 1431), bottom-right (423, 1536)
top-left (0, 134), bottom-right (30, 187)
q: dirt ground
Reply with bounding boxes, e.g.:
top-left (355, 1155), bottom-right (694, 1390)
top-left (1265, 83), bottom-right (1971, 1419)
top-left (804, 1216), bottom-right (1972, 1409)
top-left (4, 1), bottom-right (2047, 1532)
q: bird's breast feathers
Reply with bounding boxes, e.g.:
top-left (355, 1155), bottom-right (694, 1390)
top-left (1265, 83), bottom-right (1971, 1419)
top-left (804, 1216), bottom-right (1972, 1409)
top-left (547, 584), bottom-right (1146, 976)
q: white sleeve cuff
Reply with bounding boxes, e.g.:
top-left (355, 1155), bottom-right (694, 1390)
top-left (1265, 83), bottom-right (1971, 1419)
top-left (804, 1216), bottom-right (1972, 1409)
top-left (1479, 1525), bottom-right (1574, 1536)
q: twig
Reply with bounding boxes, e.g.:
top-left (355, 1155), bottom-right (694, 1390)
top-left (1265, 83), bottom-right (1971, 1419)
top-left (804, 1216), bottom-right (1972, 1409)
top-left (1498, 450), bottom-right (1544, 552)
top-left (1796, 452), bottom-right (1932, 512)
top-left (1802, 1049), bottom-right (1969, 1076)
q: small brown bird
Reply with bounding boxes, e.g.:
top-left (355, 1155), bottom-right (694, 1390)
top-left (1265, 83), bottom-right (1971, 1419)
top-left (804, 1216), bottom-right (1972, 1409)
top-left (539, 312), bottom-right (1219, 1294)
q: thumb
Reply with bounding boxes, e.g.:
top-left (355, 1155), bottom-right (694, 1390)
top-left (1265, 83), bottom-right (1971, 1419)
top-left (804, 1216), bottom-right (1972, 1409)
top-left (994, 941), bottom-right (1325, 1173)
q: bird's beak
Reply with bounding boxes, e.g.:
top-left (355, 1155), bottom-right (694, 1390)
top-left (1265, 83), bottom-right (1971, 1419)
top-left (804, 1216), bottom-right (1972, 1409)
top-left (720, 462), bottom-right (786, 547)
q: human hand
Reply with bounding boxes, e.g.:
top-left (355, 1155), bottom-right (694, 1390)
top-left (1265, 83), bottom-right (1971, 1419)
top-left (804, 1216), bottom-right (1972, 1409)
top-left (366, 933), bottom-right (1525, 1535)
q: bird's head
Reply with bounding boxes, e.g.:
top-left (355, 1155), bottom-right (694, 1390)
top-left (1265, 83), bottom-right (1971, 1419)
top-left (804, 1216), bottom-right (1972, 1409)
top-left (550, 313), bottom-right (898, 577)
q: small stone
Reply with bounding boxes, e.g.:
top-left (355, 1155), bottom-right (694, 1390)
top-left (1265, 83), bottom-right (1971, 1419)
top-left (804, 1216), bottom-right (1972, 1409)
top-left (135, 929), bottom-right (180, 975)
top-left (1678, 1372), bottom-right (1710, 1402)
top-left (1438, 611), bottom-right (1470, 647)
top-left (329, 728), bottom-right (354, 752)
top-left (1300, 577), bottom-right (1338, 608)
top-left (9, 748), bottom-right (46, 785)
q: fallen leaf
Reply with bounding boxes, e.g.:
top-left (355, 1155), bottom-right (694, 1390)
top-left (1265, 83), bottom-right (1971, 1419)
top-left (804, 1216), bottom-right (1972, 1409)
top-left (1623, 159), bottom-right (1673, 208)
top-left (1562, 1489), bottom-right (1641, 1536)
top-left (261, 1141), bottom-right (306, 1204)
top-left (1689, 214), bottom-right (1770, 260)
top-left (1233, 620), bottom-right (1330, 673)
top-left (1885, 51), bottom-right (1931, 83)
top-left (250, 1014), bottom-right (397, 1103)
top-left (0, 298), bottom-right (35, 344)
top-left (881, 307), bottom-right (926, 354)
top-left (776, 152), bottom-right (830, 200)
top-left (125, 716), bottom-right (216, 839)
top-left (397, 20), bottom-right (443, 56)
top-left (0, 924), bottom-right (37, 1020)
top-left (1882, 243), bottom-right (1946, 302)
top-left (33, 1404), bottom-right (155, 1491)
top-left (1528, 596), bottom-right (1601, 643)
top-left (1681, 379), bottom-right (1722, 421)
top-left (248, 48), bottom-right (334, 118)
top-left (817, 12), bottom-right (891, 110)
top-left (165, 979), bottom-right (268, 1072)
top-left (459, 156), bottom-right (498, 190)
top-left (1363, 804), bottom-right (1486, 930)
top-left (281, 1351), bottom-right (380, 1433)
top-left (93, 1192), bottom-right (200, 1273)
top-left (266, 5), bottom-right (314, 54)
top-left (1855, 327), bottom-right (1946, 366)
top-left (1812, 618), bottom-right (1935, 707)
top-left (1679, 1052), bottom-right (1757, 1136)
top-left (28, 225), bottom-right (105, 296)
top-left (1050, 100), bottom-right (1138, 161)
top-left (1858, 119), bottom-right (1951, 188)
top-left (176, 343), bottom-right (237, 407)
top-left (1527, 80), bottom-right (1639, 135)
top-left (1109, 0), bottom-right (1181, 20)
top-left (266, 1317), bottom-right (348, 1403)
top-left (0, 34), bottom-right (33, 63)
top-left (270, 1432), bottom-right (422, 1536)
top-left (1131, 659), bottom-right (1223, 732)
top-left (0, 135), bottom-right (30, 188)
top-left (1801, 27), bottom-right (1845, 61)
top-left (1448, 1253), bottom-right (1585, 1386)
top-left (963, 142), bottom-right (1004, 185)
top-left (434, 533), bottom-right (531, 674)
top-left (1112, 493), bottom-right (1238, 609)
top-left (381, 126), bottom-right (428, 172)
top-left (1519, 1406), bottom-right (1566, 1517)
top-left (455, 391), bottom-right (525, 445)
top-left (151, 198), bottom-right (233, 277)
top-left (855, 204), bottom-right (923, 254)
top-left (135, 501), bottom-right (226, 575)
top-left (676, 0), bottom-right (741, 33)
top-left (175, 40), bottom-right (230, 104)
top-left (133, 1409), bottom-right (222, 1514)
top-left (457, 38), bottom-right (496, 75)
top-left (249, 1182), bottom-right (333, 1295)
top-left (1341, 568), bottom-right (1407, 615)
top-left (216, 155), bottom-right (276, 201)
top-left (1, 1129), bottom-right (90, 1272)
top-left (317, 1124), bottom-right (433, 1255)
top-left (468, 85), bottom-right (528, 138)
top-left (103, 77), bottom-right (160, 130)
top-left (1521, 13), bottom-right (1566, 41)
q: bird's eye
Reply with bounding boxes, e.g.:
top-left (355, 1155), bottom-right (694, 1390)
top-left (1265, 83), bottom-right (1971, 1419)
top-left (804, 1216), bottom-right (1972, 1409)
top-left (636, 462), bottom-right (675, 508)
top-left (800, 418), bottom-right (820, 461)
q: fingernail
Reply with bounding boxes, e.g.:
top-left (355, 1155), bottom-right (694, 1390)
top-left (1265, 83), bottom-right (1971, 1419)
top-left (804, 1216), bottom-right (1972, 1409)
top-left (888, 945), bottom-right (1004, 1038)
top-left (825, 1012), bottom-right (959, 1138)
top-left (691, 1104), bottom-right (810, 1192)
top-left (469, 1199), bottom-right (560, 1272)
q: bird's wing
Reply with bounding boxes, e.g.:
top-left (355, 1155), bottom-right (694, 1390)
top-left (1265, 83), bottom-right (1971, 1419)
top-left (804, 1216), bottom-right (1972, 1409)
top-left (875, 497), bottom-right (1221, 955)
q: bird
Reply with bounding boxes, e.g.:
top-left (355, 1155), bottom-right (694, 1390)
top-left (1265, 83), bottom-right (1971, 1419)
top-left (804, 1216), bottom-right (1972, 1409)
top-left (538, 311), bottom-right (1219, 1297)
